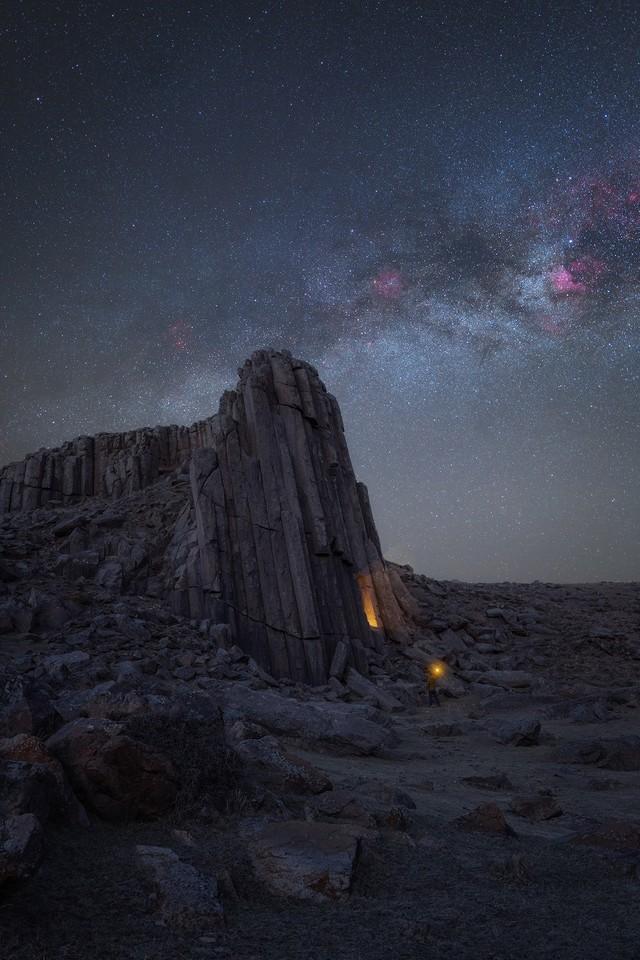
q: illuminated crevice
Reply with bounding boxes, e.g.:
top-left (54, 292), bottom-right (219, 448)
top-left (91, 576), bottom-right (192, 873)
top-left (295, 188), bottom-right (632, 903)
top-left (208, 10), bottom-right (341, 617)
top-left (357, 572), bottom-right (380, 628)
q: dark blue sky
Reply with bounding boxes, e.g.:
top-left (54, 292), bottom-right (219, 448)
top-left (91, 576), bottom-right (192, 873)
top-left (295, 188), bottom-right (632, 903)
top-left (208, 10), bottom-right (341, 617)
top-left (2, 0), bottom-right (639, 580)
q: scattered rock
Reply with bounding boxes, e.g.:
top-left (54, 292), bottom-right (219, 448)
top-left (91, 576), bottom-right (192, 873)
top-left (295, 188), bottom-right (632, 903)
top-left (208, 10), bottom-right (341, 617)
top-left (0, 760), bottom-right (60, 823)
top-left (0, 676), bottom-right (32, 738)
top-left (462, 773), bottom-right (514, 791)
top-left (422, 723), bottom-right (464, 738)
top-left (509, 794), bottom-right (562, 821)
top-left (136, 845), bottom-right (224, 929)
top-left (52, 515), bottom-right (85, 538)
top-left (0, 813), bottom-right (44, 885)
top-left (344, 668), bottom-right (403, 712)
top-left (554, 736), bottom-right (640, 771)
top-left (247, 820), bottom-right (368, 901)
top-left (455, 802), bottom-right (516, 836)
top-left (572, 820), bottom-right (640, 852)
top-left (42, 650), bottom-right (90, 681)
top-left (484, 718), bottom-right (541, 746)
top-left (235, 735), bottom-right (332, 795)
top-left (306, 783), bottom-right (414, 831)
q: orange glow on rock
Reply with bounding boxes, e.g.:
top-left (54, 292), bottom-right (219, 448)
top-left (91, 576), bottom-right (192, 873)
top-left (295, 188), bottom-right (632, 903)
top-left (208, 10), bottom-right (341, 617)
top-left (357, 573), bottom-right (380, 628)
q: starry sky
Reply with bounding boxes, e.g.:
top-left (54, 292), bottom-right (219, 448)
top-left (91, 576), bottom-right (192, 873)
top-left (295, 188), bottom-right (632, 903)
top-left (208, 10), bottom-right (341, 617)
top-left (2, 0), bottom-right (640, 581)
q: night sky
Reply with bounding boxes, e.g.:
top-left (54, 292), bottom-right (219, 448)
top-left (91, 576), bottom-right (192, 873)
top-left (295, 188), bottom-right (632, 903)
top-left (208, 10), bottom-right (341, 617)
top-left (3, 1), bottom-right (639, 582)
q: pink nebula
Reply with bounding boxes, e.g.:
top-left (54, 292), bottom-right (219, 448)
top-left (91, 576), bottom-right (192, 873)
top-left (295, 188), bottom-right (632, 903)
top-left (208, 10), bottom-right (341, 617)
top-left (372, 268), bottom-right (404, 299)
top-left (549, 266), bottom-right (586, 294)
top-left (168, 321), bottom-right (191, 351)
top-left (567, 255), bottom-right (607, 285)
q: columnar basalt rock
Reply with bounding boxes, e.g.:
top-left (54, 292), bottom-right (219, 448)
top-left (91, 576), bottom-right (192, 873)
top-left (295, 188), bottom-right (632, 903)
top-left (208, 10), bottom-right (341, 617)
top-left (0, 420), bottom-right (216, 512)
top-left (166, 350), bottom-right (407, 684)
top-left (1, 350), bottom-right (408, 683)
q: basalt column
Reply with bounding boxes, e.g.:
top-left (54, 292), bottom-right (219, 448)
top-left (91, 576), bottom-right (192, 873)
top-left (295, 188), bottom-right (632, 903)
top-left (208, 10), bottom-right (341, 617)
top-left (0, 419), bottom-right (217, 512)
top-left (189, 349), bottom-right (407, 685)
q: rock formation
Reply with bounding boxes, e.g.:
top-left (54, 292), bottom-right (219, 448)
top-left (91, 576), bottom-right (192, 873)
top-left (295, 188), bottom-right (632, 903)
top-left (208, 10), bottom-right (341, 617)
top-left (166, 350), bottom-right (407, 683)
top-left (0, 421), bottom-right (216, 512)
top-left (0, 350), bottom-right (408, 683)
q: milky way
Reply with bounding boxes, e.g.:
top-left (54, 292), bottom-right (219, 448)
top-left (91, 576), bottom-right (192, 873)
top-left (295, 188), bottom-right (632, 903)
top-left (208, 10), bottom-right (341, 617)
top-left (2, 1), bottom-right (639, 580)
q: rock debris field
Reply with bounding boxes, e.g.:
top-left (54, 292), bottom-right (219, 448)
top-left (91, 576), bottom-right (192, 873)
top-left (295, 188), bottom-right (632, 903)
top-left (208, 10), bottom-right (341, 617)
top-left (0, 351), bottom-right (639, 960)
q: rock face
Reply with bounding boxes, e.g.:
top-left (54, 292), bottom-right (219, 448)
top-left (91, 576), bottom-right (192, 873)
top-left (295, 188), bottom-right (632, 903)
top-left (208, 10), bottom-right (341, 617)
top-left (166, 351), bottom-right (406, 684)
top-left (1, 351), bottom-right (407, 685)
top-left (0, 419), bottom-right (216, 512)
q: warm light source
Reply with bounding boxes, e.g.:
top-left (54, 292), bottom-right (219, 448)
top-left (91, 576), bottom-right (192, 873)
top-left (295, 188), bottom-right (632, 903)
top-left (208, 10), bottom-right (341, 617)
top-left (356, 573), bottom-right (380, 628)
top-left (429, 661), bottom-right (446, 677)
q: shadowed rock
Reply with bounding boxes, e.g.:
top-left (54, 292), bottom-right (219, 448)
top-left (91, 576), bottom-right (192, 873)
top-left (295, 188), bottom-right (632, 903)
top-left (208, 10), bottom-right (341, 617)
top-left (136, 845), bottom-right (224, 929)
top-left (246, 819), bottom-right (370, 901)
top-left (46, 718), bottom-right (178, 821)
top-left (0, 813), bottom-right (44, 886)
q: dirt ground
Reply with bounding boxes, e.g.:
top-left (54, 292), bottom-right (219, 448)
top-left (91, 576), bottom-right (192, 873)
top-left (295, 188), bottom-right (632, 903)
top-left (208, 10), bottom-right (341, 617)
top-left (3, 680), bottom-right (639, 960)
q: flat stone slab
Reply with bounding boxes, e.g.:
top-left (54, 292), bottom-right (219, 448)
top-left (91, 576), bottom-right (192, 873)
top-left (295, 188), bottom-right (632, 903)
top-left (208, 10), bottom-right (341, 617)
top-left (223, 687), bottom-right (396, 756)
top-left (247, 819), bottom-right (371, 901)
top-left (136, 845), bottom-right (224, 930)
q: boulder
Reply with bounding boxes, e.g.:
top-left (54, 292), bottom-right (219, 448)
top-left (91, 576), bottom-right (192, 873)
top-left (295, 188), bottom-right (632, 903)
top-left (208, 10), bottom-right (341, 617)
top-left (0, 675), bottom-right (32, 737)
top-left (597, 738), bottom-right (640, 772)
top-left (462, 773), bottom-right (514, 791)
top-left (42, 650), bottom-right (90, 682)
top-left (553, 736), bottom-right (640, 771)
top-left (96, 559), bottom-right (124, 593)
top-left (235, 735), bottom-right (332, 795)
top-left (422, 723), bottom-right (465, 738)
top-left (247, 820), bottom-right (367, 901)
top-left (223, 688), bottom-right (396, 756)
top-left (136, 845), bottom-right (224, 930)
top-left (572, 820), bottom-right (640, 852)
top-left (306, 783), bottom-right (414, 831)
top-left (0, 813), bottom-right (44, 885)
top-left (455, 802), bottom-right (516, 836)
top-left (344, 668), bottom-right (403, 712)
top-left (46, 718), bottom-right (178, 821)
top-left (509, 794), bottom-right (562, 821)
top-left (437, 672), bottom-right (467, 698)
top-left (52, 515), bottom-right (86, 537)
top-left (0, 760), bottom-right (59, 823)
top-left (0, 734), bottom-right (88, 825)
top-left (483, 718), bottom-right (541, 746)
top-left (545, 698), bottom-right (612, 724)
top-left (437, 628), bottom-right (470, 654)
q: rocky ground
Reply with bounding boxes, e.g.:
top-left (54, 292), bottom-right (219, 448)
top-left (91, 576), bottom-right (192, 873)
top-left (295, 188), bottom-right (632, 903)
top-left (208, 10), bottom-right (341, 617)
top-left (1, 491), bottom-right (639, 959)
